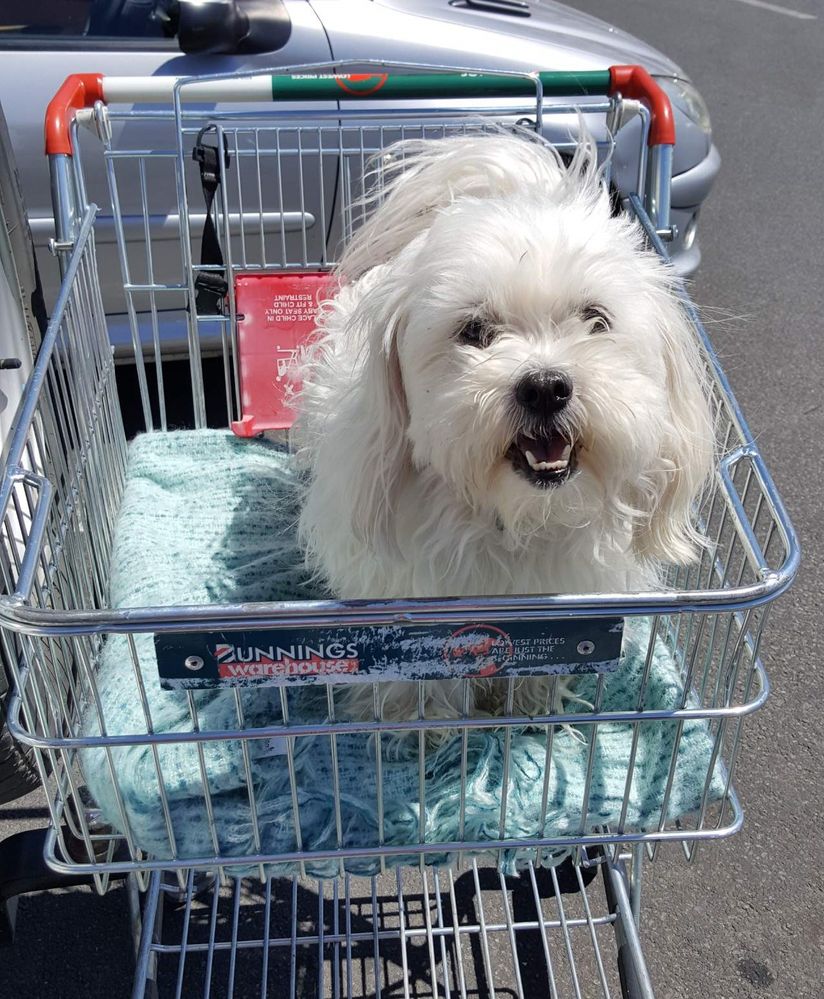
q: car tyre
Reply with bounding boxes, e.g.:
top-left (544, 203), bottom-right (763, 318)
top-left (0, 660), bottom-right (40, 805)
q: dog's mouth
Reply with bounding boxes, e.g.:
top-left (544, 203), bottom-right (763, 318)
top-left (506, 429), bottom-right (577, 488)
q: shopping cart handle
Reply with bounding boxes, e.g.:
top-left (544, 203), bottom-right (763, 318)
top-left (44, 65), bottom-right (674, 155)
top-left (609, 65), bottom-right (675, 147)
top-left (44, 73), bottom-right (104, 156)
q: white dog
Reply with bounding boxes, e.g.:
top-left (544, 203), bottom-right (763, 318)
top-left (295, 131), bottom-right (713, 735)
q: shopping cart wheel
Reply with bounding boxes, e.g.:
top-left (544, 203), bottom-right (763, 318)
top-left (602, 857), bottom-right (656, 999)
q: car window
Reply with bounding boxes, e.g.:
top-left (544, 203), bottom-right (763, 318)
top-left (0, 0), bottom-right (167, 39)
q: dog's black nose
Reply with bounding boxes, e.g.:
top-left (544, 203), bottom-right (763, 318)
top-left (514, 370), bottom-right (572, 417)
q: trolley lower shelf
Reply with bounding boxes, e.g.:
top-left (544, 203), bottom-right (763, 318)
top-left (132, 856), bottom-right (654, 999)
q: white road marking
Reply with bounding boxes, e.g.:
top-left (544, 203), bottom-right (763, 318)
top-left (731, 0), bottom-right (817, 19)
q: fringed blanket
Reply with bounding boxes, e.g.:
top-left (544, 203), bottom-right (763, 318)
top-left (80, 431), bottom-right (724, 876)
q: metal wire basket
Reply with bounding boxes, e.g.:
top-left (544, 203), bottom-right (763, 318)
top-left (0, 62), bottom-right (798, 999)
top-left (132, 855), bottom-right (652, 999)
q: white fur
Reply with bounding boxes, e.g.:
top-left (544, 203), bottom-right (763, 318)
top-left (294, 132), bottom-right (713, 734)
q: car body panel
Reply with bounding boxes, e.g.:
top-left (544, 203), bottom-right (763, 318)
top-left (313, 0), bottom-right (718, 275)
top-left (334, 0), bottom-right (681, 77)
top-left (313, 0), bottom-right (707, 177)
top-left (0, 0), bottom-right (719, 341)
top-left (2, 1), bottom-right (333, 316)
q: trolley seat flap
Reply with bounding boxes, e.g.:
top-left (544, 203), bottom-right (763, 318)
top-left (231, 271), bottom-right (331, 437)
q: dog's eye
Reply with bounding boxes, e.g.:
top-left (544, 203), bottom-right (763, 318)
top-left (580, 305), bottom-right (611, 334)
top-left (457, 318), bottom-right (494, 348)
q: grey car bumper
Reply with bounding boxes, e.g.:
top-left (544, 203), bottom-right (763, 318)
top-left (668, 142), bottom-right (721, 277)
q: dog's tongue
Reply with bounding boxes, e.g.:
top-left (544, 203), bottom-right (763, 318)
top-left (518, 431), bottom-right (568, 463)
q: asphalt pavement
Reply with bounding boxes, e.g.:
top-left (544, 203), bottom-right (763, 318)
top-left (2, 1), bottom-right (823, 996)
top-left (579, 1), bottom-right (824, 996)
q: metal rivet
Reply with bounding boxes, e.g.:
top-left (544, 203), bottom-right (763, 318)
top-left (48, 238), bottom-right (75, 256)
top-left (184, 655), bottom-right (204, 671)
top-left (577, 641), bottom-right (595, 656)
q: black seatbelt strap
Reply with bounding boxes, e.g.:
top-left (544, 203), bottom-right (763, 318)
top-left (192, 125), bottom-right (230, 315)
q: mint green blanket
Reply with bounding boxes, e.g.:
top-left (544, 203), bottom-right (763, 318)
top-left (80, 431), bottom-right (725, 876)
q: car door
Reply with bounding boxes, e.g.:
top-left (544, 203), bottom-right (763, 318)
top-left (0, 1), bottom-right (334, 354)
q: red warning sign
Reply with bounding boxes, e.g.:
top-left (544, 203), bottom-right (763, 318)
top-left (231, 272), bottom-right (331, 437)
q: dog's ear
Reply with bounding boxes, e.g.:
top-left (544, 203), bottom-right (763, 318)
top-left (297, 270), bottom-right (412, 569)
top-left (347, 296), bottom-right (410, 551)
top-left (632, 288), bottom-right (715, 565)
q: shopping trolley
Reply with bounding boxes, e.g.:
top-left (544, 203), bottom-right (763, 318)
top-left (0, 63), bottom-right (798, 998)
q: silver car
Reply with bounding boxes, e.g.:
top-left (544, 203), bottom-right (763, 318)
top-left (1, 0), bottom-right (718, 340)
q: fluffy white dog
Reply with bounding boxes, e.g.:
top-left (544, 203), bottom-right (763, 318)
top-left (295, 131), bottom-right (713, 733)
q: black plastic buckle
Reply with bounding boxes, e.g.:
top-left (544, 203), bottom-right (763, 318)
top-left (192, 125), bottom-right (230, 190)
top-left (194, 272), bottom-right (229, 315)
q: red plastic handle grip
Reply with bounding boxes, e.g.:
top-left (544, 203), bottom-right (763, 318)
top-left (609, 65), bottom-right (675, 147)
top-left (45, 74), bottom-right (105, 156)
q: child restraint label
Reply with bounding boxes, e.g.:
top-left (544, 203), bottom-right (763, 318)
top-left (154, 618), bottom-right (624, 689)
top-left (230, 272), bottom-right (331, 437)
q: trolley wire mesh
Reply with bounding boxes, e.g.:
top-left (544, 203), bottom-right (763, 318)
top-left (134, 859), bottom-right (634, 999)
top-left (0, 76), bottom-right (798, 885)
